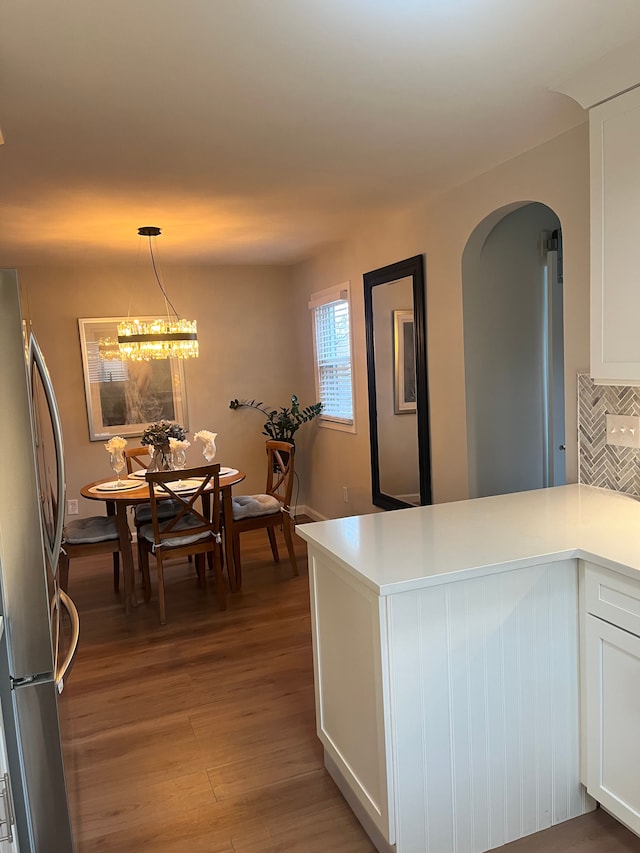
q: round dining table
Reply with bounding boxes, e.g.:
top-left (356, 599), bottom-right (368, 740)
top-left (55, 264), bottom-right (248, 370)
top-left (80, 467), bottom-right (246, 613)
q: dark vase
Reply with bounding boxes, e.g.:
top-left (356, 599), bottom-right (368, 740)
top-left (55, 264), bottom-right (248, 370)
top-left (147, 443), bottom-right (172, 472)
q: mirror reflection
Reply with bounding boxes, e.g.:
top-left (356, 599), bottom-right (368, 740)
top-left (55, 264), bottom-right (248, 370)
top-left (372, 277), bottom-right (420, 504)
top-left (364, 256), bottom-right (432, 510)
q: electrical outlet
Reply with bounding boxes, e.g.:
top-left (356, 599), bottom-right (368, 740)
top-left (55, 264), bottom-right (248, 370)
top-left (67, 499), bottom-right (79, 515)
top-left (342, 486), bottom-right (349, 503)
top-left (606, 414), bottom-right (640, 448)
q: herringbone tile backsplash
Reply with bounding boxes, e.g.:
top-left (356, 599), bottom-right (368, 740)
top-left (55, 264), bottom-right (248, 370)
top-left (578, 373), bottom-right (640, 496)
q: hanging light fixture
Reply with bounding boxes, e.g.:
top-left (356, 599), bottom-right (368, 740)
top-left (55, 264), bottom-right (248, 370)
top-left (117, 226), bottom-right (199, 361)
top-left (97, 337), bottom-right (122, 360)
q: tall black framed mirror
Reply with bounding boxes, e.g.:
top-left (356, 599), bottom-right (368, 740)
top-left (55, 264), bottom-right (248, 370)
top-left (364, 255), bottom-right (432, 510)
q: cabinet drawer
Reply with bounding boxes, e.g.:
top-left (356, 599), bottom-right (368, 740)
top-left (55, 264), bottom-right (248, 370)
top-left (583, 562), bottom-right (640, 638)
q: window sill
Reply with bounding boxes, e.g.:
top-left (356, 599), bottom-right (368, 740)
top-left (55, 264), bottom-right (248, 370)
top-left (318, 418), bottom-right (356, 435)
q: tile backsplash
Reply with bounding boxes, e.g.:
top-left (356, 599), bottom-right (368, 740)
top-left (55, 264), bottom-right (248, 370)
top-left (578, 373), bottom-right (640, 496)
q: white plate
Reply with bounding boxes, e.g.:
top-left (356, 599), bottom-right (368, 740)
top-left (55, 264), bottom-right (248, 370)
top-left (129, 469), bottom-right (147, 479)
top-left (94, 480), bottom-right (141, 492)
top-left (167, 478), bottom-right (203, 493)
top-left (219, 467), bottom-right (238, 476)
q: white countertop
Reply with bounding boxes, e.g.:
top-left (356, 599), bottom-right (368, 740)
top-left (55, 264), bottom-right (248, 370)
top-left (296, 484), bottom-right (640, 595)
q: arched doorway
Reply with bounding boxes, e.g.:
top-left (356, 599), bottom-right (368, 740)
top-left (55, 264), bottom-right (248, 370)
top-left (463, 202), bottom-right (565, 498)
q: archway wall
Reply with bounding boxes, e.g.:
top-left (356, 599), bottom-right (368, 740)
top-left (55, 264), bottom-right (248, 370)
top-left (463, 203), bottom-right (561, 498)
top-left (406, 123), bottom-right (588, 503)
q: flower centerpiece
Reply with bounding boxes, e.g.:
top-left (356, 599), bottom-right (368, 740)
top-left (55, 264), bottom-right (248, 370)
top-left (168, 437), bottom-right (190, 477)
top-left (194, 429), bottom-right (218, 462)
top-left (141, 420), bottom-right (187, 472)
top-left (104, 435), bottom-right (127, 454)
top-left (104, 435), bottom-right (128, 485)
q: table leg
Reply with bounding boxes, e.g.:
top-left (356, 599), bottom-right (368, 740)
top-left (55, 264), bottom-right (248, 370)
top-left (115, 505), bottom-right (138, 614)
top-left (222, 485), bottom-right (238, 592)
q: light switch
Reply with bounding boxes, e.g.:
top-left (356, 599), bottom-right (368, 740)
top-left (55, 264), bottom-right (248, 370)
top-left (605, 414), bottom-right (640, 448)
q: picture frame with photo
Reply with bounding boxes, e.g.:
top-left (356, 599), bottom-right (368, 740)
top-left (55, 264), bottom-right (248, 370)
top-left (78, 317), bottom-right (188, 441)
top-left (393, 309), bottom-right (417, 414)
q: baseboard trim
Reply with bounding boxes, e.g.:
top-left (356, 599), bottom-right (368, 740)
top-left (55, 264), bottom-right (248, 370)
top-left (294, 504), bottom-right (328, 522)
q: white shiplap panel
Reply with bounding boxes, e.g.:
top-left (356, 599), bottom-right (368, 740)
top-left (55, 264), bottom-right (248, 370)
top-left (419, 585), bottom-right (456, 852)
top-left (501, 569), bottom-right (527, 845)
top-left (465, 579), bottom-right (491, 851)
top-left (548, 564), bottom-right (590, 821)
top-left (446, 578), bottom-right (482, 853)
top-left (388, 559), bottom-right (591, 853)
top-left (482, 577), bottom-right (508, 848)
top-left (533, 567), bottom-right (554, 831)
top-left (386, 591), bottom-right (428, 846)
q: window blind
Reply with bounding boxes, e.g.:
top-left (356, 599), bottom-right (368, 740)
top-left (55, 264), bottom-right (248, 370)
top-left (313, 297), bottom-right (353, 423)
top-left (87, 341), bottom-right (129, 384)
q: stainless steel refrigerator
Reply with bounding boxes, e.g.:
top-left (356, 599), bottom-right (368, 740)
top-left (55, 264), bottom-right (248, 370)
top-left (0, 269), bottom-right (77, 851)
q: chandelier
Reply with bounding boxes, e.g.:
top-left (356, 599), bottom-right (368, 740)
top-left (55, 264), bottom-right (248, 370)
top-left (97, 337), bottom-right (121, 360)
top-left (117, 226), bottom-right (199, 361)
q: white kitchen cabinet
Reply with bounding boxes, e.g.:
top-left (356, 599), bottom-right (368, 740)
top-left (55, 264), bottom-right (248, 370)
top-left (582, 562), bottom-right (640, 835)
top-left (590, 85), bottom-right (640, 384)
top-left (298, 486), bottom-right (640, 850)
top-left (307, 545), bottom-right (590, 853)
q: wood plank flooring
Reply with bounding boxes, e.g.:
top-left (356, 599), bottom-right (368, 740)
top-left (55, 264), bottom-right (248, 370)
top-left (496, 809), bottom-right (640, 852)
top-left (58, 523), bottom-right (640, 852)
top-left (58, 522), bottom-right (375, 852)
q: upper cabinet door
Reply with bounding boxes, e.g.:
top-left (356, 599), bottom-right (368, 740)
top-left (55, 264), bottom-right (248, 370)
top-left (590, 85), bottom-right (640, 384)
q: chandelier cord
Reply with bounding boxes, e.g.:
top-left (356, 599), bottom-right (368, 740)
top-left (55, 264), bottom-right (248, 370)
top-left (112, 225), bottom-right (198, 361)
top-left (146, 234), bottom-right (181, 320)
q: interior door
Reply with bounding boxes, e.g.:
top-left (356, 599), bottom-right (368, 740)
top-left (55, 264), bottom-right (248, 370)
top-left (544, 230), bottom-right (566, 487)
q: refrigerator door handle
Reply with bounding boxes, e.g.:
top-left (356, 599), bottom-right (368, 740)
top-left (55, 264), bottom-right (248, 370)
top-left (52, 589), bottom-right (79, 693)
top-left (0, 771), bottom-right (15, 843)
top-left (28, 332), bottom-right (66, 574)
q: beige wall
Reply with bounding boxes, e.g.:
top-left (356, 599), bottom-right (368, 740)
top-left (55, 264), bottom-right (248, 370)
top-left (292, 123), bottom-right (590, 520)
top-left (17, 265), bottom-right (298, 517)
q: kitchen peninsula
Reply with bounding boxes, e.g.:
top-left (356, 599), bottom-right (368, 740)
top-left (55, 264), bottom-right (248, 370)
top-left (297, 484), bottom-right (640, 853)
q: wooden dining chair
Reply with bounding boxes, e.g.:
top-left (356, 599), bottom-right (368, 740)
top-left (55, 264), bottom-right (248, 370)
top-left (125, 446), bottom-right (182, 568)
top-left (59, 514), bottom-right (131, 593)
top-left (124, 445), bottom-right (150, 474)
top-left (138, 463), bottom-right (226, 625)
top-left (230, 440), bottom-right (298, 589)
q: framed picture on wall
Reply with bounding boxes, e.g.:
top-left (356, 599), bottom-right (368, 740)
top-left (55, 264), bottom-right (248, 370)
top-left (393, 309), bottom-right (417, 414)
top-left (78, 317), bottom-right (188, 441)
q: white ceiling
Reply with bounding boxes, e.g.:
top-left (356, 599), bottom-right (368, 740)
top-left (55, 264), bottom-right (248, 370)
top-left (1, 0), bottom-right (640, 266)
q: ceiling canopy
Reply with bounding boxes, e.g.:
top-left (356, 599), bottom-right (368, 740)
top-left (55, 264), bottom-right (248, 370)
top-left (1, 0), bottom-right (640, 265)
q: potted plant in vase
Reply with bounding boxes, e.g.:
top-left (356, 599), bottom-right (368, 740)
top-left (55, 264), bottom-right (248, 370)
top-left (229, 395), bottom-right (322, 454)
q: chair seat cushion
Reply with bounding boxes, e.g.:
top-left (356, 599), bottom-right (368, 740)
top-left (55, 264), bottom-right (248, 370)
top-left (134, 499), bottom-right (182, 525)
top-left (63, 516), bottom-right (119, 545)
top-left (232, 494), bottom-right (281, 520)
top-left (140, 514), bottom-right (214, 549)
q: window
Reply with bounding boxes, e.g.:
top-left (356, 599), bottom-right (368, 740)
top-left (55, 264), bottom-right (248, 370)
top-left (309, 283), bottom-right (354, 430)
